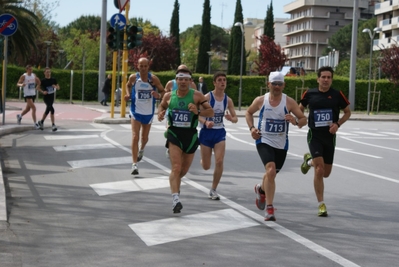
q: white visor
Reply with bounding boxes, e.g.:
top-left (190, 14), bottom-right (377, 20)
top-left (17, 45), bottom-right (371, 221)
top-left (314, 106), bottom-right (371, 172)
top-left (176, 73), bottom-right (192, 79)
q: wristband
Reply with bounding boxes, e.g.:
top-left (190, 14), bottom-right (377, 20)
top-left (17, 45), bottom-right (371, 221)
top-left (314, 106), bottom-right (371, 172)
top-left (335, 122), bottom-right (340, 128)
top-left (249, 126), bottom-right (255, 131)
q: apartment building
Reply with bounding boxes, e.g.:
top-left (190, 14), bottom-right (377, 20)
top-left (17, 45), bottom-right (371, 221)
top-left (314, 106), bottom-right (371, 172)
top-left (374, 0), bottom-right (399, 50)
top-left (283, 0), bottom-right (374, 71)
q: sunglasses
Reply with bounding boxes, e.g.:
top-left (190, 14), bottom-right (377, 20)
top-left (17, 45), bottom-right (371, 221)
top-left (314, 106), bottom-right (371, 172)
top-left (271, 82), bottom-right (284, 86)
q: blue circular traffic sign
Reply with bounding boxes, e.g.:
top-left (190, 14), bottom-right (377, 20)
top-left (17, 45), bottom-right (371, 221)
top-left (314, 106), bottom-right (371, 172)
top-left (0, 13), bottom-right (18, 36)
top-left (110, 13), bottom-right (126, 30)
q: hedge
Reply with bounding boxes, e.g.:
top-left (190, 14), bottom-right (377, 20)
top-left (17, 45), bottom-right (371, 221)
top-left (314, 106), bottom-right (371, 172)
top-left (2, 65), bottom-right (398, 112)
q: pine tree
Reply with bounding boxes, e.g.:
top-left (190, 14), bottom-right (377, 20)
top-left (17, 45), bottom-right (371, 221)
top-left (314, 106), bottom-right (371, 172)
top-left (170, 0), bottom-right (181, 67)
top-left (196, 0), bottom-right (212, 74)
top-left (263, 0), bottom-right (275, 40)
top-left (228, 0), bottom-right (246, 75)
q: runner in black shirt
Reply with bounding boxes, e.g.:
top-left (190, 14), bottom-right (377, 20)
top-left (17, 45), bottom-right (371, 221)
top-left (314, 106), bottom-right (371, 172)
top-left (299, 66), bottom-right (351, 217)
top-left (38, 67), bottom-right (60, 131)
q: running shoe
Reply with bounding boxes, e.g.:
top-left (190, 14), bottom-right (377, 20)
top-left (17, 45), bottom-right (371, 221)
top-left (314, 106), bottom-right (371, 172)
top-left (301, 153), bottom-right (312, 174)
top-left (34, 123), bottom-right (40, 130)
top-left (318, 203), bottom-right (328, 217)
top-left (208, 189), bottom-right (220, 200)
top-left (16, 114), bottom-right (22, 125)
top-left (52, 124), bottom-right (57, 132)
top-left (37, 121), bottom-right (44, 130)
top-left (131, 164), bottom-right (139, 175)
top-left (137, 150), bottom-right (144, 162)
top-left (173, 201), bottom-right (183, 213)
top-left (254, 184), bottom-right (266, 210)
top-left (265, 206), bottom-right (276, 221)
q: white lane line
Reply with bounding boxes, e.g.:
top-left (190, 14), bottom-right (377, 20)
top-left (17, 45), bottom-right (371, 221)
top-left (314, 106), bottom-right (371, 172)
top-left (228, 133), bottom-right (397, 184)
top-left (101, 132), bottom-right (362, 266)
top-left (68, 156), bottom-right (131, 168)
top-left (335, 147), bottom-right (382, 158)
top-left (351, 131), bottom-right (386, 137)
top-left (53, 143), bottom-right (115, 151)
top-left (341, 136), bottom-right (399, 152)
top-left (44, 134), bottom-right (99, 140)
top-left (381, 131), bottom-right (399, 136)
top-left (129, 209), bottom-right (259, 246)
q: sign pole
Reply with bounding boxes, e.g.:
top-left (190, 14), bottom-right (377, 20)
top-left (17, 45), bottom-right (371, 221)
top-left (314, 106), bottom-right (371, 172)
top-left (1, 36), bottom-right (7, 125)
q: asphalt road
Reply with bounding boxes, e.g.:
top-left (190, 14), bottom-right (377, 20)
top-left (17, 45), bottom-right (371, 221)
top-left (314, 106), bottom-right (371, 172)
top-left (1, 110), bottom-right (398, 267)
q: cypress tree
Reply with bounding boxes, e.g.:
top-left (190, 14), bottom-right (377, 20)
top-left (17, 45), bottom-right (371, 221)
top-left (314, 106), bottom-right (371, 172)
top-left (196, 0), bottom-right (211, 74)
top-left (264, 0), bottom-right (275, 39)
top-left (170, 0), bottom-right (181, 67)
top-left (228, 0), bottom-right (246, 75)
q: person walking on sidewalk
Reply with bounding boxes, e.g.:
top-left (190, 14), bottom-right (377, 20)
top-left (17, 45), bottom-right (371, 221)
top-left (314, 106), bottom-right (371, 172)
top-left (100, 74), bottom-right (111, 106)
top-left (199, 72), bottom-right (238, 200)
top-left (157, 68), bottom-right (214, 214)
top-left (246, 71), bottom-right (307, 221)
top-left (124, 57), bottom-right (164, 175)
top-left (16, 65), bottom-right (42, 129)
top-left (299, 66), bottom-right (351, 217)
top-left (37, 67), bottom-right (60, 132)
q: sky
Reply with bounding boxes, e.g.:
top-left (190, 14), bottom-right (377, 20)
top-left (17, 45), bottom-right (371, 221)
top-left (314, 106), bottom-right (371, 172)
top-left (51, 0), bottom-right (293, 33)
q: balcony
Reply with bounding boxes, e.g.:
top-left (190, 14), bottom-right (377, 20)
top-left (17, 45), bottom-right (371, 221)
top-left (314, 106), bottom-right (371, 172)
top-left (375, 0), bottom-right (399, 15)
top-left (380, 16), bottom-right (399, 31)
top-left (375, 35), bottom-right (399, 49)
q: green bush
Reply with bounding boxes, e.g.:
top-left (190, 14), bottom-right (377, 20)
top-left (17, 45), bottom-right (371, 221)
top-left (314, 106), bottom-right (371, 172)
top-left (2, 65), bottom-right (398, 112)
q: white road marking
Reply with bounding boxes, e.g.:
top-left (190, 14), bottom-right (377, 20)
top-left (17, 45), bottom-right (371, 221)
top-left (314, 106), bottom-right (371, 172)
top-left (335, 147), bottom-right (382, 158)
top-left (53, 143), bottom-right (115, 151)
top-left (341, 136), bottom-right (399, 152)
top-left (381, 131), bottom-right (399, 136)
top-left (351, 131), bottom-right (386, 136)
top-left (90, 176), bottom-right (172, 196)
top-left (129, 209), bottom-right (259, 246)
top-left (44, 134), bottom-right (99, 140)
top-left (68, 156), bottom-right (132, 168)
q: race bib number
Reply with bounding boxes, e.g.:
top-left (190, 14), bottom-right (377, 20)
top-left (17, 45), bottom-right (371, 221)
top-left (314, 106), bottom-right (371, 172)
top-left (138, 90), bottom-right (152, 100)
top-left (265, 118), bottom-right (285, 133)
top-left (314, 109), bottom-right (332, 127)
top-left (172, 110), bottom-right (191, 127)
top-left (28, 83), bottom-right (35, 89)
top-left (46, 86), bottom-right (54, 94)
top-left (212, 112), bottom-right (224, 127)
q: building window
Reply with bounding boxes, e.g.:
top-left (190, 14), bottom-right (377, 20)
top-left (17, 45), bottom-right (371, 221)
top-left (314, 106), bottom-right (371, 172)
top-left (335, 21), bottom-right (339, 26)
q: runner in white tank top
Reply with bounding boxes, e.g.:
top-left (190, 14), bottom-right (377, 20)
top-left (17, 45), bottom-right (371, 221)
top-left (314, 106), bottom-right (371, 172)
top-left (246, 71), bottom-right (307, 221)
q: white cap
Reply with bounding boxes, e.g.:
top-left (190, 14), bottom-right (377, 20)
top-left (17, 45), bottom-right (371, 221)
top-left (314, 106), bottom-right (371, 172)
top-left (269, 71), bottom-right (285, 82)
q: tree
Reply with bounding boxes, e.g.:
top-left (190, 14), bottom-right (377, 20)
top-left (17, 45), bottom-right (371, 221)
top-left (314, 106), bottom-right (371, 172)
top-left (61, 28), bottom-right (100, 70)
top-left (181, 24), bottom-right (229, 53)
top-left (263, 0), bottom-right (275, 40)
top-left (228, 0), bottom-right (246, 75)
top-left (128, 33), bottom-right (177, 72)
top-left (256, 35), bottom-right (287, 76)
top-left (180, 33), bottom-right (199, 71)
top-left (324, 18), bottom-right (376, 60)
top-left (170, 0), bottom-right (181, 67)
top-left (0, 0), bottom-right (41, 62)
top-left (196, 0), bottom-right (211, 74)
top-left (379, 41), bottom-right (399, 85)
top-left (59, 15), bottom-right (102, 38)
top-left (129, 18), bottom-right (160, 36)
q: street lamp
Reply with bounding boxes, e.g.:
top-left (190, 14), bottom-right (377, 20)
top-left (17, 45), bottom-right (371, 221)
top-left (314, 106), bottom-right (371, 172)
top-left (207, 51), bottom-right (214, 74)
top-left (44, 41), bottom-right (52, 67)
top-left (362, 27), bottom-right (381, 115)
top-left (234, 22), bottom-right (244, 111)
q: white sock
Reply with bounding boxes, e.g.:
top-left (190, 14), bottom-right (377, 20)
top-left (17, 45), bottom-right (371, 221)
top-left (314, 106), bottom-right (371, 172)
top-left (307, 159), bottom-right (312, 166)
